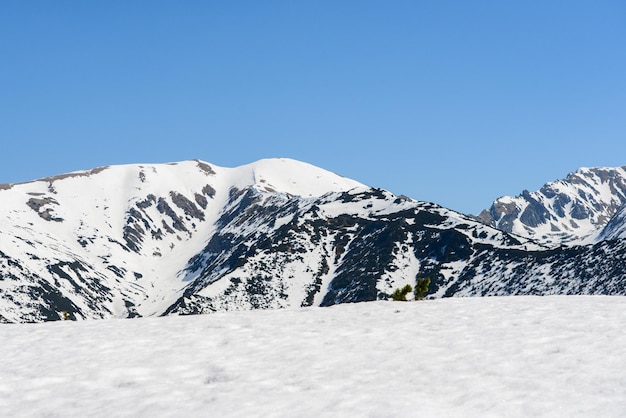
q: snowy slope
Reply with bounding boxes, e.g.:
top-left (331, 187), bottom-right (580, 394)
top-left (0, 159), bottom-right (364, 322)
top-left (1, 296), bottom-right (625, 417)
top-left (478, 166), bottom-right (626, 245)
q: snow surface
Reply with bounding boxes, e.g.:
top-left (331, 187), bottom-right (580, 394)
top-left (1, 296), bottom-right (625, 417)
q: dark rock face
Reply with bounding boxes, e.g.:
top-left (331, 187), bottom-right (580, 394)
top-left (477, 201), bottom-right (519, 231)
top-left (195, 160), bottom-right (216, 175)
top-left (26, 196), bottom-right (64, 222)
top-left (519, 190), bottom-right (550, 228)
top-left (170, 191), bottom-right (205, 221)
top-left (157, 198), bottom-right (188, 232)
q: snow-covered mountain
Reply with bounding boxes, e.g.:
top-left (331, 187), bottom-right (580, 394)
top-left (477, 166), bottom-right (626, 245)
top-left (0, 159), bottom-right (364, 322)
top-left (2, 158), bottom-right (626, 323)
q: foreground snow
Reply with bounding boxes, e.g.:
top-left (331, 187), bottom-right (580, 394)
top-left (1, 296), bottom-right (625, 417)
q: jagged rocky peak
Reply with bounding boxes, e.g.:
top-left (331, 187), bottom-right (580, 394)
top-left (477, 165), bottom-right (626, 246)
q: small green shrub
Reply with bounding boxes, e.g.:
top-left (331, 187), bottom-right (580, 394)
top-left (390, 284), bottom-right (413, 301)
top-left (414, 277), bottom-right (431, 300)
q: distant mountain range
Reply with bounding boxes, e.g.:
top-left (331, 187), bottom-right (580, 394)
top-left (1, 159), bottom-right (625, 323)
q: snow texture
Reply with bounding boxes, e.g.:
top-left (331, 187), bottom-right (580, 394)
top-left (1, 296), bottom-right (625, 417)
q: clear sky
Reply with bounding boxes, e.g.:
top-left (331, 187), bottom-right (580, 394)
top-left (2, 1), bottom-right (625, 215)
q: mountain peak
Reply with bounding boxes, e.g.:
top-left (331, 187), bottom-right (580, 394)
top-left (242, 158), bottom-right (365, 197)
top-left (478, 165), bottom-right (626, 245)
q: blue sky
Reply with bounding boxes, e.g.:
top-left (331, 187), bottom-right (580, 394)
top-left (2, 1), bottom-right (625, 214)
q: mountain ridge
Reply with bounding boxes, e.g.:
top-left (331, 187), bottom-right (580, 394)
top-left (1, 158), bottom-right (626, 323)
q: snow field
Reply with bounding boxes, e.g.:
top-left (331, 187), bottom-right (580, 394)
top-left (1, 296), bottom-right (625, 417)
